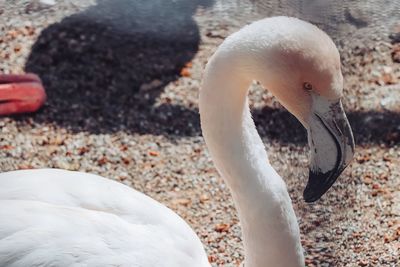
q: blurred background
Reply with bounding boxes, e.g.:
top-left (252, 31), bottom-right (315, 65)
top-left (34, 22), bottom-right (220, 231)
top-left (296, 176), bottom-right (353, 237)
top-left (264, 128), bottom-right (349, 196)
top-left (0, 1), bottom-right (399, 266)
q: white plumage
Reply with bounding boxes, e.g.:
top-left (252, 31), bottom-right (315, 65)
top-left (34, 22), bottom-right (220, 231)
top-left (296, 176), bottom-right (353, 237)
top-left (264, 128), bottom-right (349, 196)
top-left (0, 169), bottom-right (210, 267)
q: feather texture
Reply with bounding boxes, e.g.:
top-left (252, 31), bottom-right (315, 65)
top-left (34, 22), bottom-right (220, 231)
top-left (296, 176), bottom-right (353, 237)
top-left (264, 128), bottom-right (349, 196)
top-left (0, 169), bottom-right (210, 267)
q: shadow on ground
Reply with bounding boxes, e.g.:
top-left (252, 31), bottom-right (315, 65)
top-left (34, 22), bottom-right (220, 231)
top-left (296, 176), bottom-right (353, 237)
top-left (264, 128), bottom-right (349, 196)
top-left (21, 0), bottom-right (400, 145)
top-left (254, 108), bottom-right (400, 146)
top-left (24, 0), bottom-right (213, 134)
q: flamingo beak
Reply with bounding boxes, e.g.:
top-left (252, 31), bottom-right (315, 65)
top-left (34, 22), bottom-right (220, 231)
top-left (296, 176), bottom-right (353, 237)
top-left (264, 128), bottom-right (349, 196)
top-left (304, 95), bottom-right (355, 203)
top-left (0, 74), bottom-right (46, 115)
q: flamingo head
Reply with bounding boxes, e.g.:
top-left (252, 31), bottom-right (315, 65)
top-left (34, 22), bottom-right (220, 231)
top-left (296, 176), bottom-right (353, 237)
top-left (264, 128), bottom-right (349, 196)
top-left (252, 17), bottom-right (355, 202)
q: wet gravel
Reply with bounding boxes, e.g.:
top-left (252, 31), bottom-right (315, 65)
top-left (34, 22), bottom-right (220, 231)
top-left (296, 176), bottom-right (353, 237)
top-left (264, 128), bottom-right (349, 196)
top-left (0, 1), bottom-right (399, 266)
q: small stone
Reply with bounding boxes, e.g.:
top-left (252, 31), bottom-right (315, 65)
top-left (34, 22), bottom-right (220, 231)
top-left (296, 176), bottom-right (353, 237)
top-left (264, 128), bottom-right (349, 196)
top-left (200, 194), bottom-right (210, 203)
top-left (174, 198), bottom-right (191, 206)
top-left (391, 44), bottom-right (400, 63)
top-left (139, 79), bottom-right (162, 91)
top-left (215, 223), bottom-right (230, 233)
top-left (180, 67), bottom-right (191, 77)
top-left (148, 150), bottom-right (159, 157)
top-left (358, 260), bottom-right (368, 266)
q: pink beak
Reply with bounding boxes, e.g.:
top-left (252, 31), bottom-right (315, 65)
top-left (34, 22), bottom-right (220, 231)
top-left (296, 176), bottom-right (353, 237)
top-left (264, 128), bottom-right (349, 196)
top-left (0, 74), bottom-right (46, 115)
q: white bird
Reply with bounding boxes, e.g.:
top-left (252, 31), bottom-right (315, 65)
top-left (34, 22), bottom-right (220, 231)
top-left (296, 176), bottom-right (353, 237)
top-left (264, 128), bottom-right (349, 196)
top-left (0, 16), bottom-right (354, 267)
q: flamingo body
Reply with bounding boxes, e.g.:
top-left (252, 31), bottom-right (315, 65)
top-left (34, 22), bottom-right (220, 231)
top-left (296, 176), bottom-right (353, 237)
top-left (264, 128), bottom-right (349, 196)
top-left (0, 169), bottom-right (210, 267)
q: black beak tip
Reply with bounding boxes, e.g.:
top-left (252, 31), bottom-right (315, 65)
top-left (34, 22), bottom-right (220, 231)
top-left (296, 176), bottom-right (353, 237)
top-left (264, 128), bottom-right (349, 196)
top-left (303, 187), bottom-right (321, 203)
top-left (303, 169), bottom-right (338, 203)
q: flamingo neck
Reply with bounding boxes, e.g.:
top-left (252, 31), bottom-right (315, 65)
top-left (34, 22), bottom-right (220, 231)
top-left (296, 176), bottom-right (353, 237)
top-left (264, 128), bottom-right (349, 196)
top-left (199, 51), bottom-right (304, 267)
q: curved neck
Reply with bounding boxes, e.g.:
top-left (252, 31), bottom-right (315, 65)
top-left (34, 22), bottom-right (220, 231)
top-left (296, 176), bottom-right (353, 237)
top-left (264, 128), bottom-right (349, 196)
top-left (199, 51), bottom-right (304, 267)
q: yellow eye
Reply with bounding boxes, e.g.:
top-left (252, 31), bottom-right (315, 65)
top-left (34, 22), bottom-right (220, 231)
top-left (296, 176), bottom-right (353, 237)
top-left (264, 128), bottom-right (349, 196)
top-left (303, 82), bottom-right (313, 91)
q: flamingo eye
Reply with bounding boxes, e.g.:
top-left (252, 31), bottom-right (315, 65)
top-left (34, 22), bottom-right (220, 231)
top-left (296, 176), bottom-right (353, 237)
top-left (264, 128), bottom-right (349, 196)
top-left (303, 82), bottom-right (313, 91)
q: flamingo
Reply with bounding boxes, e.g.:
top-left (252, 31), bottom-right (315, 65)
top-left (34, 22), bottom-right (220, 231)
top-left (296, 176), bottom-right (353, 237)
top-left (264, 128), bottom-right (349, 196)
top-left (0, 16), bottom-right (354, 267)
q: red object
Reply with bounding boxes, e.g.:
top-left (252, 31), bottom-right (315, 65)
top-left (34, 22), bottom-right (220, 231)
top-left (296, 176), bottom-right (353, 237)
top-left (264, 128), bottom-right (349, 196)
top-left (0, 73), bottom-right (46, 115)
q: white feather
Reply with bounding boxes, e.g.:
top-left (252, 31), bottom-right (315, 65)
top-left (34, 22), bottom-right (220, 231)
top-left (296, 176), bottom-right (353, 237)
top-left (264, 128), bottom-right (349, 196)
top-left (0, 169), bottom-right (210, 267)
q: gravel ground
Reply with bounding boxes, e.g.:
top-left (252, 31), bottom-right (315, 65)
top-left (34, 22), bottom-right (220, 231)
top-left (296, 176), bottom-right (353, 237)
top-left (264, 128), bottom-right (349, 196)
top-left (0, 0), bottom-right (399, 266)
